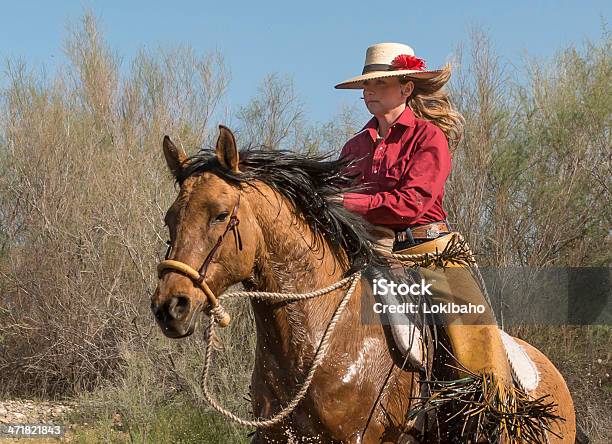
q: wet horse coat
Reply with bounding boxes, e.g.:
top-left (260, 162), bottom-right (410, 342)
top-left (151, 127), bottom-right (576, 443)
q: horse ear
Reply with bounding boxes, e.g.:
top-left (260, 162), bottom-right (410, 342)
top-left (215, 125), bottom-right (240, 173)
top-left (163, 136), bottom-right (188, 176)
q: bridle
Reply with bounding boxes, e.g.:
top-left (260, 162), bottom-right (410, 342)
top-left (157, 195), bottom-right (243, 327)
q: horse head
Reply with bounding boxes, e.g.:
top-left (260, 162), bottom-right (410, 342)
top-left (151, 126), bottom-right (259, 338)
top-left (151, 125), bottom-right (377, 338)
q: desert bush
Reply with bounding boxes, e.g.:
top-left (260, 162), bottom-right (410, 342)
top-left (447, 27), bottom-right (611, 267)
top-left (0, 12), bottom-right (231, 397)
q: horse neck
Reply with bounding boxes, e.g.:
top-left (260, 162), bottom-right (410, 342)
top-left (245, 185), bottom-right (348, 365)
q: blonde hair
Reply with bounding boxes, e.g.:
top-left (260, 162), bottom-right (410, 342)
top-left (401, 64), bottom-right (464, 150)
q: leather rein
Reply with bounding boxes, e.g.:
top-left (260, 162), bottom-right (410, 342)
top-left (156, 196), bottom-right (242, 327)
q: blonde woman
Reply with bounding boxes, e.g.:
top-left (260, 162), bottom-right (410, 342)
top-left (335, 43), bottom-right (462, 244)
top-left (335, 43), bottom-right (556, 441)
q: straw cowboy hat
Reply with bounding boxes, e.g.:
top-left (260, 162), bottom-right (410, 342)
top-left (335, 42), bottom-right (442, 89)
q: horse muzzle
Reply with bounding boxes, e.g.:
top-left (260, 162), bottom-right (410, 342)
top-left (151, 289), bottom-right (202, 338)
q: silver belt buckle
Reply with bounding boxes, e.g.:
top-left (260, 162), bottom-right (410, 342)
top-left (426, 225), bottom-right (440, 239)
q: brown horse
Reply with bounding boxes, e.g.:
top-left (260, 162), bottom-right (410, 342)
top-left (151, 126), bottom-right (576, 443)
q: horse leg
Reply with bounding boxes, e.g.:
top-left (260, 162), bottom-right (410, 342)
top-left (513, 337), bottom-right (576, 443)
top-left (357, 363), bottom-right (428, 444)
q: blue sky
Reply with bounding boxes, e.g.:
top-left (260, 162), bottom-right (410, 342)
top-left (1, 1), bottom-right (609, 124)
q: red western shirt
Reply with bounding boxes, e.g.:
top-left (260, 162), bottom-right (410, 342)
top-left (339, 107), bottom-right (451, 230)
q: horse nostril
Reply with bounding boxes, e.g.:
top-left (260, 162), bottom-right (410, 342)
top-left (167, 295), bottom-right (191, 320)
top-left (151, 302), bottom-right (163, 321)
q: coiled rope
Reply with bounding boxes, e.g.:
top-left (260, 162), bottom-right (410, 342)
top-left (200, 271), bottom-right (360, 427)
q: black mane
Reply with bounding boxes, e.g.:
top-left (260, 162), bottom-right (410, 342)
top-left (177, 149), bottom-right (382, 273)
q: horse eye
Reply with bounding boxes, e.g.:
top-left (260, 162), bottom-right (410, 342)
top-left (214, 212), bottom-right (230, 223)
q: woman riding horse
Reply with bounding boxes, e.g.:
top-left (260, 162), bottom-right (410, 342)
top-left (153, 126), bottom-right (575, 442)
top-left (151, 43), bottom-right (576, 442)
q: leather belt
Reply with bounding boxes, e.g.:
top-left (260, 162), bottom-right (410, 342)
top-left (395, 221), bottom-right (451, 243)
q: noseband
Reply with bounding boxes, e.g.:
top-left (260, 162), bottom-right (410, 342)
top-left (157, 196), bottom-right (243, 327)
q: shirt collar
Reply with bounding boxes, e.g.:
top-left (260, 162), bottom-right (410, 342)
top-left (359, 106), bottom-right (416, 142)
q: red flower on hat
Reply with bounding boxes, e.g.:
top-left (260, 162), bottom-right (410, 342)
top-left (390, 54), bottom-right (427, 71)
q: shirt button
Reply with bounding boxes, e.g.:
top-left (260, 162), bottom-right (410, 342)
top-left (373, 169), bottom-right (378, 173)
top-left (379, 146), bottom-right (383, 150)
